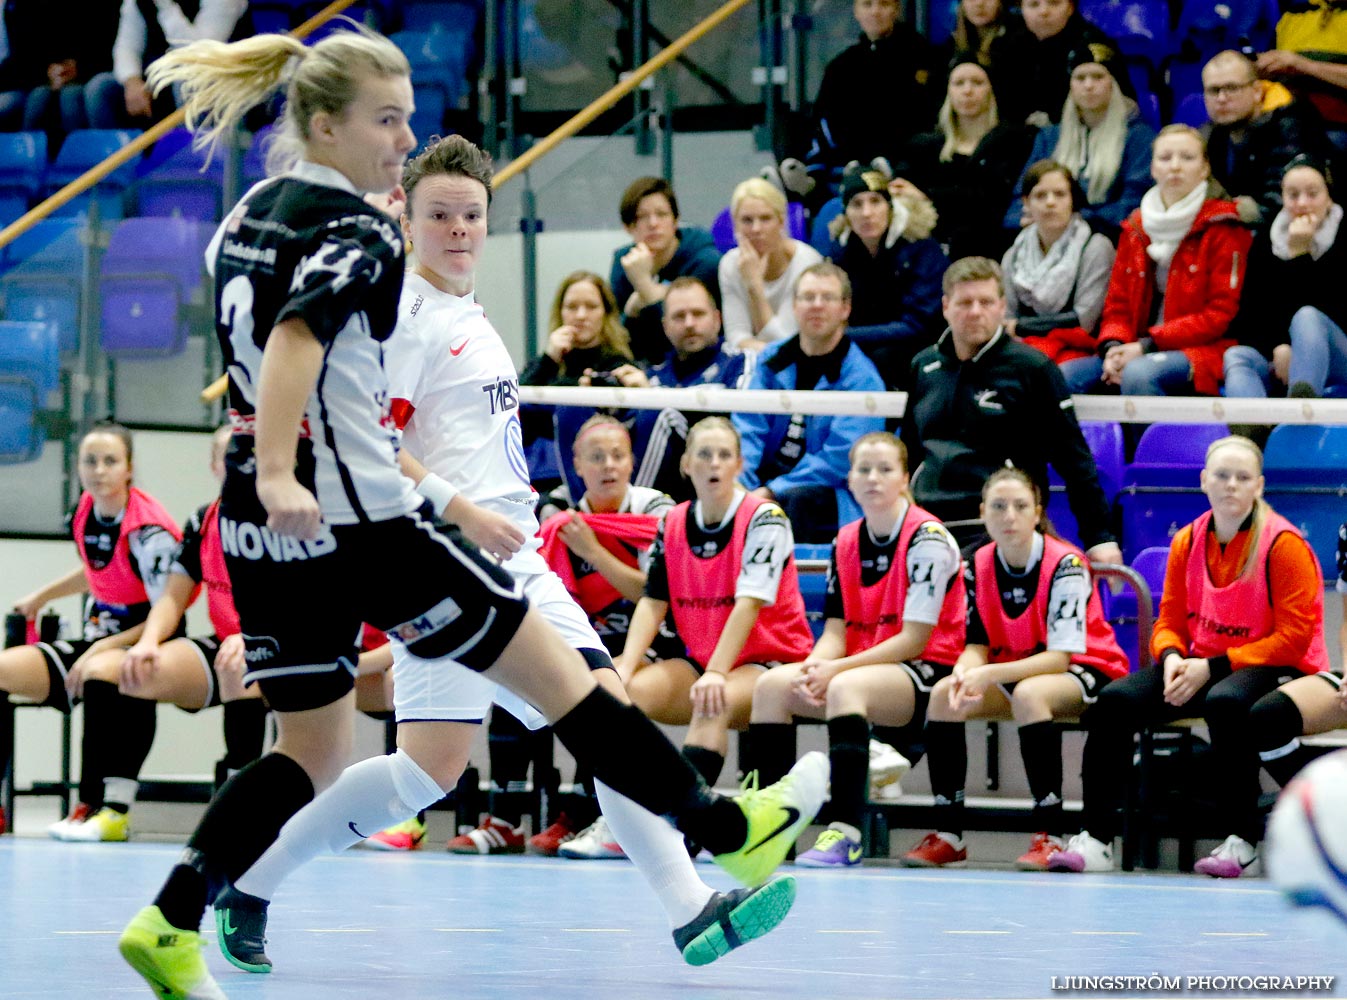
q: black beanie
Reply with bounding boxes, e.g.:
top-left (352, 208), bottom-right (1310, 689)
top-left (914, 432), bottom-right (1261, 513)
top-left (839, 168), bottom-right (888, 208)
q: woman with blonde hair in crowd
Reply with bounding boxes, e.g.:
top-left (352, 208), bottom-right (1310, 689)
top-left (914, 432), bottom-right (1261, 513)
top-left (522, 270), bottom-right (637, 387)
top-left (1051, 436), bottom-right (1327, 877)
top-left (896, 54), bottom-right (1034, 260)
top-left (1089, 125), bottom-right (1252, 396)
top-left (718, 176), bottom-right (822, 353)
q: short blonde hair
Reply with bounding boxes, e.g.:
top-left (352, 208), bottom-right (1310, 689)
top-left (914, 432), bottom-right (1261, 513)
top-left (148, 25), bottom-right (410, 173)
top-left (730, 177), bottom-right (787, 220)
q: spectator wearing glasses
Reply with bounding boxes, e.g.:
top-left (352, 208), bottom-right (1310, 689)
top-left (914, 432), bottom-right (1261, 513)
top-left (734, 263), bottom-right (886, 544)
top-left (1201, 49), bottom-right (1329, 227)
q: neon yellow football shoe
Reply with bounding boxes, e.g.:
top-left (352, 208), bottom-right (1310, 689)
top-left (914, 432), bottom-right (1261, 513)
top-left (119, 905), bottom-right (225, 999)
top-left (713, 751), bottom-right (829, 887)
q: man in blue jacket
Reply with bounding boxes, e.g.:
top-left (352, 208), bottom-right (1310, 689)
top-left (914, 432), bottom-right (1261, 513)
top-left (734, 262), bottom-right (885, 543)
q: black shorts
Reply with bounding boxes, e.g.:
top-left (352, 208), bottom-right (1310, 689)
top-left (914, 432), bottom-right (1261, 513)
top-left (1317, 671), bottom-right (1344, 692)
top-left (180, 635), bottom-right (223, 712)
top-left (33, 638), bottom-right (101, 712)
top-left (901, 659), bottom-right (955, 724)
top-left (221, 505), bottom-right (529, 713)
top-left (1003, 662), bottom-right (1116, 705)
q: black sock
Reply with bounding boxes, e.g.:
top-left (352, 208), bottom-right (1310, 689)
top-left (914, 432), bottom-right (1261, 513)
top-left (1019, 721), bottom-right (1065, 835)
top-left (681, 745), bottom-right (725, 788)
top-left (222, 699), bottom-right (268, 771)
top-left (827, 714), bottom-right (869, 830)
top-left (488, 708), bottom-right (532, 825)
top-left (0, 697), bottom-right (14, 797)
top-left (153, 753), bottom-right (314, 931)
top-left (549, 687), bottom-right (746, 853)
top-left (77, 680), bottom-right (122, 808)
top-left (1252, 690), bottom-right (1311, 787)
top-left (101, 683), bottom-right (157, 789)
top-left (926, 721), bottom-right (968, 837)
top-left (744, 722), bottom-right (796, 787)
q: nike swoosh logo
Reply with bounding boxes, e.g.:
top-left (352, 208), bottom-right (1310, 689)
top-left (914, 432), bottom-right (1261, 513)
top-left (448, 340), bottom-right (469, 356)
top-left (848, 846), bottom-right (863, 862)
top-left (221, 914), bottom-right (238, 936)
top-left (743, 807), bottom-right (800, 854)
top-left (349, 821), bottom-right (368, 838)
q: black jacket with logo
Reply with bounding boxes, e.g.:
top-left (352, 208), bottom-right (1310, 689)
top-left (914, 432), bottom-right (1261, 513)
top-left (901, 328), bottom-right (1115, 549)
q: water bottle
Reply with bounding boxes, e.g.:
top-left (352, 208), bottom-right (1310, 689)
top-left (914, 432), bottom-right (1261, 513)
top-left (38, 613), bottom-right (60, 644)
top-left (4, 612), bottom-right (24, 650)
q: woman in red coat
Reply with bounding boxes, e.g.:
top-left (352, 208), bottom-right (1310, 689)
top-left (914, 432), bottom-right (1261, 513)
top-left (1088, 125), bottom-right (1252, 396)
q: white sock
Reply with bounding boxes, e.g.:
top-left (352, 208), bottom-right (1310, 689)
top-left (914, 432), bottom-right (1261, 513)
top-left (594, 779), bottom-right (715, 928)
top-left (103, 777), bottom-right (138, 811)
top-left (236, 749), bottom-right (445, 901)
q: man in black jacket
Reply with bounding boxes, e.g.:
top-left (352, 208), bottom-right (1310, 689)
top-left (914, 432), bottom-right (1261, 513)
top-left (803, 0), bottom-right (938, 194)
top-left (902, 256), bottom-right (1122, 566)
top-left (1202, 50), bottom-right (1329, 227)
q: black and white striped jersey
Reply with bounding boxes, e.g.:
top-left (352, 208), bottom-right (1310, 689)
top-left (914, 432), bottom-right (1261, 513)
top-left (206, 161), bottom-right (419, 525)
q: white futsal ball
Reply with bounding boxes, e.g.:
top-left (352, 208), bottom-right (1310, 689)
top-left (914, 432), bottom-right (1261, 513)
top-left (1266, 749), bottom-right (1347, 924)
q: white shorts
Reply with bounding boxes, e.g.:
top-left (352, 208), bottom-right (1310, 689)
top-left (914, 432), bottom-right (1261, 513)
top-left (391, 569), bottom-right (607, 729)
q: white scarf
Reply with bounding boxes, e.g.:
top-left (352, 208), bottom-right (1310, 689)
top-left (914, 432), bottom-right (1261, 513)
top-left (1270, 202), bottom-right (1344, 261)
top-left (1004, 214), bottom-right (1093, 317)
top-left (1140, 182), bottom-right (1208, 286)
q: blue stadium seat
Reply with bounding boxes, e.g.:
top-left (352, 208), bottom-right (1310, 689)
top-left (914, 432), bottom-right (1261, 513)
top-left (1080, 0), bottom-right (1174, 60)
top-left (402, 2), bottom-right (481, 68)
top-left (795, 545), bottom-right (831, 642)
top-left (0, 320), bottom-right (59, 463)
top-left (99, 217), bottom-right (212, 357)
top-left (0, 218), bottom-right (85, 354)
top-left (393, 29), bottom-right (470, 109)
top-left (1118, 423), bottom-right (1228, 560)
top-left (411, 83), bottom-right (449, 146)
top-left (1174, 92), bottom-right (1208, 127)
top-left (0, 131), bottom-right (47, 201)
top-left (1262, 425), bottom-right (1347, 575)
top-left (710, 202), bottom-right (808, 254)
top-left (809, 197), bottom-right (843, 255)
top-left (242, 124), bottom-right (277, 188)
top-left (0, 194), bottom-right (26, 229)
top-left (1103, 545), bottom-right (1169, 672)
top-left (1046, 421), bottom-right (1124, 549)
top-left (131, 128), bottom-right (224, 221)
top-left (1174, 0), bottom-right (1279, 62)
top-left (46, 130), bottom-right (140, 221)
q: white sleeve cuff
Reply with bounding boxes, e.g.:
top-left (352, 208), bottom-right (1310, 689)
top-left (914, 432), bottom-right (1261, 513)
top-left (416, 472), bottom-right (459, 518)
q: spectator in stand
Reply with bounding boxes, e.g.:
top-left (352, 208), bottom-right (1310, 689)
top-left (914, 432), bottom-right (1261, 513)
top-left (1002, 160), bottom-right (1116, 393)
top-left (1202, 50), bottom-right (1329, 228)
top-left (990, 0), bottom-right (1122, 128)
top-left (734, 262), bottom-right (886, 544)
top-left (524, 270), bottom-right (636, 388)
top-left (826, 166), bottom-right (948, 389)
top-left (902, 255), bottom-right (1121, 566)
top-left (1004, 43), bottom-right (1154, 241)
top-left (1051, 436), bottom-right (1328, 877)
top-left (802, 0), bottom-right (939, 199)
top-left (1258, 0), bottom-right (1347, 150)
top-left (84, 0), bottom-right (247, 129)
top-left (896, 55), bottom-right (1035, 261)
top-left (943, 0), bottom-right (1009, 69)
top-left (18, 5), bottom-right (119, 147)
top-left (1089, 126), bottom-right (1252, 398)
top-left (718, 178), bottom-right (823, 354)
top-left (0, 1), bottom-right (53, 131)
top-left (551, 277), bottom-right (745, 504)
top-left (1226, 157), bottom-right (1347, 402)
top-left (609, 176), bottom-right (721, 366)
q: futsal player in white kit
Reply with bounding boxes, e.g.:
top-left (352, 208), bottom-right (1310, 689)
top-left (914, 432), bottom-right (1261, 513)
top-left (215, 134), bottom-right (805, 971)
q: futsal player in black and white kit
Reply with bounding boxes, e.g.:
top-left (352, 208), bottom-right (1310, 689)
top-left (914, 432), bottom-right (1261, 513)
top-left (116, 28), bottom-right (827, 1000)
top-left (214, 134), bottom-right (802, 971)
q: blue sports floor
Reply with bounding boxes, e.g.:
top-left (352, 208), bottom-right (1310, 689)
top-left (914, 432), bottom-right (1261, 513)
top-left (2, 838), bottom-right (1342, 999)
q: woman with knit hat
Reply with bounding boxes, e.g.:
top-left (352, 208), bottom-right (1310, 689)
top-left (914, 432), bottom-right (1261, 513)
top-left (1004, 42), bottom-right (1153, 240)
top-left (825, 165), bottom-right (948, 389)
